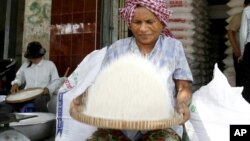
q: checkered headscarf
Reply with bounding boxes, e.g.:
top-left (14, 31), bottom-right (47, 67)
top-left (119, 0), bottom-right (173, 37)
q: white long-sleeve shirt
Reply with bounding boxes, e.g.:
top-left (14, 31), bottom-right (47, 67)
top-left (240, 6), bottom-right (250, 55)
top-left (11, 59), bottom-right (60, 96)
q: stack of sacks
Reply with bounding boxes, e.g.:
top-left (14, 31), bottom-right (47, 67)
top-left (168, 0), bottom-right (214, 91)
top-left (224, 0), bottom-right (244, 86)
top-left (168, 0), bottom-right (194, 49)
top-left (226, 0), bottom-right (244, 23)
top-left (185, 63), bottom-right (250, 141)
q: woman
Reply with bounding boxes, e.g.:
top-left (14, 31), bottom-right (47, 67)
top-left (9, 41), bottom-right (60, 112)
top-left (71, 0), bottom-right (193, 140)
top-left (240, 0), bottom-right (250, 103)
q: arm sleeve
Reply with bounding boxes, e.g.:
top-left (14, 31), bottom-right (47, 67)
top-left (240, 10), bottom-right (247, 55)
top-left (46, 62), bottom-right (60, 95)
top-left (11, 64), bottom-right (26, 86)
top-left (173, 41), bottom-right (193, 81)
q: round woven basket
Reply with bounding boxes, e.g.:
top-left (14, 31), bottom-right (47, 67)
top-left (70, 54), bottom-right (184, 130)
top-left (69, 93), bottom-right (183, 130)
top-left (6, 87), bottom-right (44, 103)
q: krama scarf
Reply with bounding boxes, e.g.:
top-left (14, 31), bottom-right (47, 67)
top-left (119, 0), bottom-right (173, 37)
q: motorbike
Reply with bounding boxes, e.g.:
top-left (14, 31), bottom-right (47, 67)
top-left (0, 58), bottom-right (16, 95)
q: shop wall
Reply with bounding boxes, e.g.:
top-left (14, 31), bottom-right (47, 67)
top-left (50, 0), bottom-right (101, 76)
top-left (22, 0), bottom-right (51, 62)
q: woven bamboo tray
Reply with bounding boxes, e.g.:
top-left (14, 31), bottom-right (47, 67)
top-left (70, 93), bottom-right (183, 130)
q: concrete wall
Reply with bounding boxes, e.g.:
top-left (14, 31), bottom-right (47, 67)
top-left (22, 0), bottom-right (51, 61)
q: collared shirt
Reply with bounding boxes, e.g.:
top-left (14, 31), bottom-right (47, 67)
top-left (102, 35), bottom-right (193, 101)
top-left (240, 6), bottom-right (250, 55)
top-left (228, 12), bottom-right (242, 43)
top-left (11, 59), bottom-right (59, 95)
top-left (101, 35), bottom-right (193, 139)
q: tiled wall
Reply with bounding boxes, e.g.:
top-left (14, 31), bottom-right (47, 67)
top-left (50, 0), bottom-right (101, 76)
top-left (23, 0), bottom-right (52, 61)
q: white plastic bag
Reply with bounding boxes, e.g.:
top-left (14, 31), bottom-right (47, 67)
top-left (55, 47), bottom-right (107, 141)
top-left (186, 64), bottom-right (250, 141)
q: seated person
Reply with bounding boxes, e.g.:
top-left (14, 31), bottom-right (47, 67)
top-left (69, 0), bottom-right (193, 140)
top-left (0, 41), bottom-right (61, 113)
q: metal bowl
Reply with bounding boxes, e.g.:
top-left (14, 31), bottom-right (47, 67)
top-left (9, 112), bottom-right (56, 141)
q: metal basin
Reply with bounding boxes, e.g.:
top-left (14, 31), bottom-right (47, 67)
top-left (9, 112), bottom-right (56, 141)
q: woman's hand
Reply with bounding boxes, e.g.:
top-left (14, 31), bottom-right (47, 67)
top-left (70, 93), bottom-right (84, 113)
top-left (73, 94), bottom-right (84, 105)
top-left (176, 101), bottom-right (190, 124)
top-left (70, 88), bottom-right (89, 113)
top-left (43, 87), bottom-right (50, 95)
top-left (175, 80), bottom-right (192, 124)
top-left (10, 84), bottom-right (19, 94)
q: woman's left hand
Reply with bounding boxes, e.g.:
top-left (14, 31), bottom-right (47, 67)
top-left (176, 101), bottom-right (190, 124)
top-left (175, 80), bottom-right (192, 124)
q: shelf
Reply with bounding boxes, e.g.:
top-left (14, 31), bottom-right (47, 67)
top-left (54, 32), bottom-right (95, 35)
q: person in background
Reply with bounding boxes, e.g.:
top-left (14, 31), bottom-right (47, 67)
top-left (0, 41), bottom-right (60, 113)
top-left (240, 0), bottom-right (250, 103)
top-left (71, 0), bottom-right (193, 140)
top-left (227, 9), bottom-right (243, 86)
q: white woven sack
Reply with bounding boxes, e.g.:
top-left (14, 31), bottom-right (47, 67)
top-left (224, 66), bottom-right (235, 73)
top-left (225, 40), bottom-right (231, 47)
top-left (171, 7), bottom-right (193, 13)
top-left (226, 16), bottom-right (232, 23)
top-left (227, 6), bottom-right (243, 16)
top-left (223, 71), bottom-right (236, 87)
top-left (55, 47), bottom-right (107, 141)
top-left (183, 46), bottom-right (195, 54)
top-left (172, 30), bottom-right (195, 38)
top-left (186, 63), bottom-right (250, 141)
top-left (171, 13), bottom-right (195, 20)
top-left (178, 38), bottom-right (194, 46)
top-left (225, 46), bottom-right (233, 54)
top-left (168, 22), bottom-right (195, 30)
top-left (168, 0), bottom-right (193, 7)
top-left (227, 0), bottom-right (244, 8)
top-left (223, 55), bottom-right (234, 67)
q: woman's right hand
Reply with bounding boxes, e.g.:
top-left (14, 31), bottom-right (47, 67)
top-left (71, 94), bottom-right (84, 106)
top-left (10, 84), bottom-right (19, 94)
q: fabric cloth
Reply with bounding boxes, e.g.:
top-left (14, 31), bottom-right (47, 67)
top-left (101, 35), bottom-right (193, 139)
top-left (240, 6), bottom-right (250, 55)
top-left (55, 47), bottom-right (107, 141)
top-left (34, 94), bottom-right (50, 112)
top-left (11, 59), bottom-right (60, 96)
top-left (119, 0), bottom-right (173, 37)
top-left (86, 129), bottom-right (181, 141)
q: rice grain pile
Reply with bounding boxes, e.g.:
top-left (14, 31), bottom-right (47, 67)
top-left (84, 54), bottom-right (174, 121)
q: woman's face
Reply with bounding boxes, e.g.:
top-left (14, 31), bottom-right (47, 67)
top-left (129, 6), bottom-right (164, 47)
